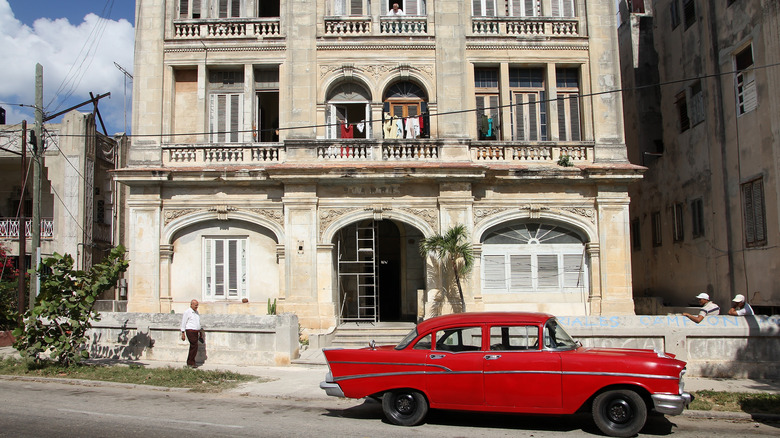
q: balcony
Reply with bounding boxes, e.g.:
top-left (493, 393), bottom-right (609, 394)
top-left (471, 141), bottom-right (593, 163)
top-left (471, 16), bottom-right (580, 37)
top-left (160, 140), bottom-right (594, 167)
top-left (0, 218), bottom-right (54, 239)
top-left (172, 18), bottom-right (281, 40)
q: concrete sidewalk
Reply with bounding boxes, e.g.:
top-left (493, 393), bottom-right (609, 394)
top-left (2, 345), bottom-right (779, 420)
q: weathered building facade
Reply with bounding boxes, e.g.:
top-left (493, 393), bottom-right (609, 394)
top-left (619, 0), bottom-right (780, 313)
top-left (121, 0), bottom-right (641, 330)
top-left (0, 111), bottom-right (127, 297)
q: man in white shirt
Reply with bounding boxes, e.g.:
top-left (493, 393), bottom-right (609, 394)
top-left (180, 299), bottom-right (203, 367)
top-left (388, 2), bottom-right (405, 15)
top-left (728, 294), bottom-right (754, 316)
top-left (682, 292), bottom-right (720, 324)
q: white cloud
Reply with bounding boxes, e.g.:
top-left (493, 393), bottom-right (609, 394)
top-left (0, 0), bottom-right (134, 134)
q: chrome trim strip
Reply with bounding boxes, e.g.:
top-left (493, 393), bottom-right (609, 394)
top-left (329, 360), bottom-right (448, 371)
top-left (563, 371), bottom-right (678, 380)
top-left (334, 370), bottom-right (483, 382)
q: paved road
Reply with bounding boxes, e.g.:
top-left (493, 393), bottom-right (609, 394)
top-left (0, 379), bottom-right (777, 437)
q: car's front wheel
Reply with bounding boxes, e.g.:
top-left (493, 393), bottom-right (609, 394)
top-left (592, 389), bottom-right (648, 437)
top-left (382, 389), bottom-right (429, 426)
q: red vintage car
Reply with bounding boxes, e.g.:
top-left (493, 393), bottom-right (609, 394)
top-left (320, 312), bottom-right (692, 437)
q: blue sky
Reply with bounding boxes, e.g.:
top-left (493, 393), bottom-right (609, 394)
top-left (1, 0), bottom-right (135, 135)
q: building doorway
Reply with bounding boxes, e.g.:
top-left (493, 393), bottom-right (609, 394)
top-left (335, 219), bottom-right (424, 323)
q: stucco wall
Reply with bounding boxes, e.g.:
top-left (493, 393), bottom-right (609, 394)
top-left (561, 315), bottom-right (780, 378)
top-left (87, 312), bottom-right (299, 366)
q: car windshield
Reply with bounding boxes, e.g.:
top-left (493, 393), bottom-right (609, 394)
top-left (396, 327), bottom-right (419, 350)
top-left (542, 319), bottom-right (578, 350)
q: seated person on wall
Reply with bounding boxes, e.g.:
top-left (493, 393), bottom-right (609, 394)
top-left (682, 292), bottom-right (720, 324)
top-left (728, 294), bottom-right (754, 316)
top-left (387, 2), bottom-right (405, 15)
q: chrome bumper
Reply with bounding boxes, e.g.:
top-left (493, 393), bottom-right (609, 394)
top-left (319, 380), bottom-right (345, 397)
top-left (320, 372), bottom-right (345, 398)
top-left (652, 392), bottom-right (693, 415)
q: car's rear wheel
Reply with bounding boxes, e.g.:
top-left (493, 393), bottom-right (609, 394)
top-left (382, 389), bottom-right (428, 426)
top-left (592, 389), bottom-right (647, 437)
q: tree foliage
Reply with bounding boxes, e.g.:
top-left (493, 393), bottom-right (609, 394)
top-left (13, 246), bottom-right (129, 366)
top-left (419, 224), bottom-right (474, 312)
top-left (0, 244), bottom-right (21, 331)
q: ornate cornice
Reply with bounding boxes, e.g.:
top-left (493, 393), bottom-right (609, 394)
top-left (317, 43), bottom-right (435, 51)
top-left (319, 63), bottom-right (434, 81)
top-left (163, 206), bottom-right (284, 226)
top-left (466, 43), bottom-right (588, 51)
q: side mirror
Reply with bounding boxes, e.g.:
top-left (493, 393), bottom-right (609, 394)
top-left (369, 340), bottom-right (376, 350)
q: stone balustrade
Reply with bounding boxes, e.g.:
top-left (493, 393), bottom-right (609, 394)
top-left (324, 16), bottom-right (371, 36)
top-left (379, 16), bottom-right (428, 34)
top-left (161, 141), bottom-right (596, 166)
top-left (172, 18), bottom-right (281, 39)
top-left (471, 142), bottom-right (593, 163)
top-left (472, 17), bottom-right (580, 37)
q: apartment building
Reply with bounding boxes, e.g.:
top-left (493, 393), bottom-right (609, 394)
top-left (619, 0), bottom-right (780, 313)
top-left (120, 0), bottom-right (641, 329)
top-left (0, 111), bottom-right (127, 302)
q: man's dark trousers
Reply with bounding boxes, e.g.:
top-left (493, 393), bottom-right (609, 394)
top-left (185, 329), bottom-right (200, 366)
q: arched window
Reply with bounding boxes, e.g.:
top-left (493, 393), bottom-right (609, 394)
top-left (326, 82), bottom-right (372, 139)
top-left (383, 81), bottom-right (429, 139)
top-left (481, 222), bottom-right (587, 294)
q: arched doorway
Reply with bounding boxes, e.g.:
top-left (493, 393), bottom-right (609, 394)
top-left (334, 219), bottom-right (424, 323)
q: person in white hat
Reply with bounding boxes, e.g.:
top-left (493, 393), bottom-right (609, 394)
top-left (682, 292), bottom-right (720, 323)
top-left (728, 294), bottom-right (754, 316)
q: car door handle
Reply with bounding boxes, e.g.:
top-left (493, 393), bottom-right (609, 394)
top-left (429, 354), bottom-right (446, 359)
top-left (484, 354), bottom-right (501, 360)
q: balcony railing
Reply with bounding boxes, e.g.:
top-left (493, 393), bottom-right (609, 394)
top-left (471, 17), bottom-right (579, 37)
top-left (0, 218), bottom-right (54, 239)
top-left (163, 143), bottom-right (284, 165)
top-left (379, 16), bottom-right (428, 34)
top-left (173, 18), bottom-right (281, 39)
top-left (161, 140), bottom-right (594, 167)
top-left (470, 142), bottom-right (594, 163)
top-left (324, 16), bottom-right (371, 35)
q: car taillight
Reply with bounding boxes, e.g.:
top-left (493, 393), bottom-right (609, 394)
top-left (679, 368), bottom-right (686, 394)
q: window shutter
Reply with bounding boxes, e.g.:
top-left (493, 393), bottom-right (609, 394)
top-left (219, 0), bottom-right (228, 18)
top-left (472, 0), bottom-right (481, 15)
top-left (350, 0), bottom-right (362, 15)
top-left (563, 254), bottom-right (583, 288)
top-left (214, 239), bottom-right (225, 296)
top-left (228, 240), bottom-right (238, 297)
top-left (229, 94), bottom-right (241, 142)
top-left (476, 95), bottom-right (485, 135)
top-left (528, 94), bottom-right (539, 141)
top-left (204, 239), bottom-right (213, 298)
top-left (326, 105), bottom-right (334, 139)
top-left (180, 0), bottom-right (189, 18)
top-left (552, 0), bottom-right (560, 17)
top-left (484, 255), bottom-right (506, 289)
top-left (752, 181), bottom-right (766, 243)
top-left (231, 0), bottom-right (240, 18)
top-left (563, 0), bottom-right (574, 17)
top-left (485, 0), bottom-right (496, 16)
top-left (334, 0), bottom-right (345, 15)
top-left (514, 93), bottom-right (526, 140)
top-left (406, 0), bottom-right (418, 15)
top-left (537, 254), bottom-right (559, 287)
top-left (510, 255), bottom-right (532, 289)
top-left (557, 96), bottom-right (567, 140)
top-left (569, 95), bottom-right (580, 140)
top-left (217, 94), bottom-right (227, 142)
top-left (239, 239), bottom-right (247, 298)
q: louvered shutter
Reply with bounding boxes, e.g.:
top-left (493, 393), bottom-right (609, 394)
top-left (350, 0), bottom-right (362, 15)
top-left (510, 255), bottom-right (532, 289)
top-left (228, 240), bottom-right (238, 297)
top-left (231, 0), bottom-right (241, 18)
top-left (472, 0), bottom-right (481, 15)
top-left (514, 93), bottom-right (526, 140)
top-left (563, 253), bottom-right (583, 288)
top-left (214, 239), bottom-right (225, 297)
top-left (219, 0), bottom-right (228, 17)
top-left (485, 0), bottom-right (496, 16)
top-left (476, 95), bottom-right (485, 136)
top-left (569, 95), bottom-right (580, 140)
top-left (406, 0), bottom-right (418, 15)
top-left (484, 255), bottom-right (506, 289)
top-left (562, 0), bottom-right (574, 17)
top-left (557, 96), bottom-right (567, 140)
top-left (537, 254), bottom-right (558, 288)
top-left (180, 0), bottom-right (189, 18)
top-left (229, 94), bottom-right (241, 142)
top-left (334, 0), bottom-right (346, 15)
top-left (753, 181), bottom-right (765, 243)
top-left (204, 239), bottom-right (213, 298)
top-left (552, 0), bottom-right (560, 16)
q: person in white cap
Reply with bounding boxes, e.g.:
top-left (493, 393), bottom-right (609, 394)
top-left (728, 294), bottom-right (754, 316)
top-left (682, 292), bottom-right (720, 323)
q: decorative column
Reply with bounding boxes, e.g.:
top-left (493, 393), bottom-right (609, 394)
top-left (586, 242), bottom-right (602, 315)
top-left (159, 244), bottom-right (173, 313)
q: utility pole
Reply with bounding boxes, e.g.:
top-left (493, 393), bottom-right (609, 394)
top-left (18, 120), bottom-right (27, 314)
top-left (30, 63), bottom-right (43, 309)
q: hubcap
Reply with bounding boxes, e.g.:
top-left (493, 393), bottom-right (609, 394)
top-left (606, 398), bottom-right (633, 424)
top-left (395, 394), bottom-right (415, 415)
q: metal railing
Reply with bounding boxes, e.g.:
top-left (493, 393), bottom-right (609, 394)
top-left (0, 218), bottom-right (54, 239)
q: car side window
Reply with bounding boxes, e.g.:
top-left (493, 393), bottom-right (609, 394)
top-left (489, 325), bottom-right (539, 351)
top-left (413, 334), bottom-right (432, 350)
top-left (434, 326), bottom-right (483, 352)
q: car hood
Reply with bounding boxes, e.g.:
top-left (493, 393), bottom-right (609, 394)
top-left (577, 347), bottom-right (676, 360)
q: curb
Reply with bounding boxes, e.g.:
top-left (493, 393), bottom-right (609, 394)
top-left (683, 409), bottom-right (780, 422)
top-left (0, 374), bottom-right (190, 393)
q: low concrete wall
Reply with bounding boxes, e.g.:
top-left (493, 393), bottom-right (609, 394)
top-left (87, 312), bottom-right (299, 366)
top-left (559, 315), bottom-right (780, 379)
